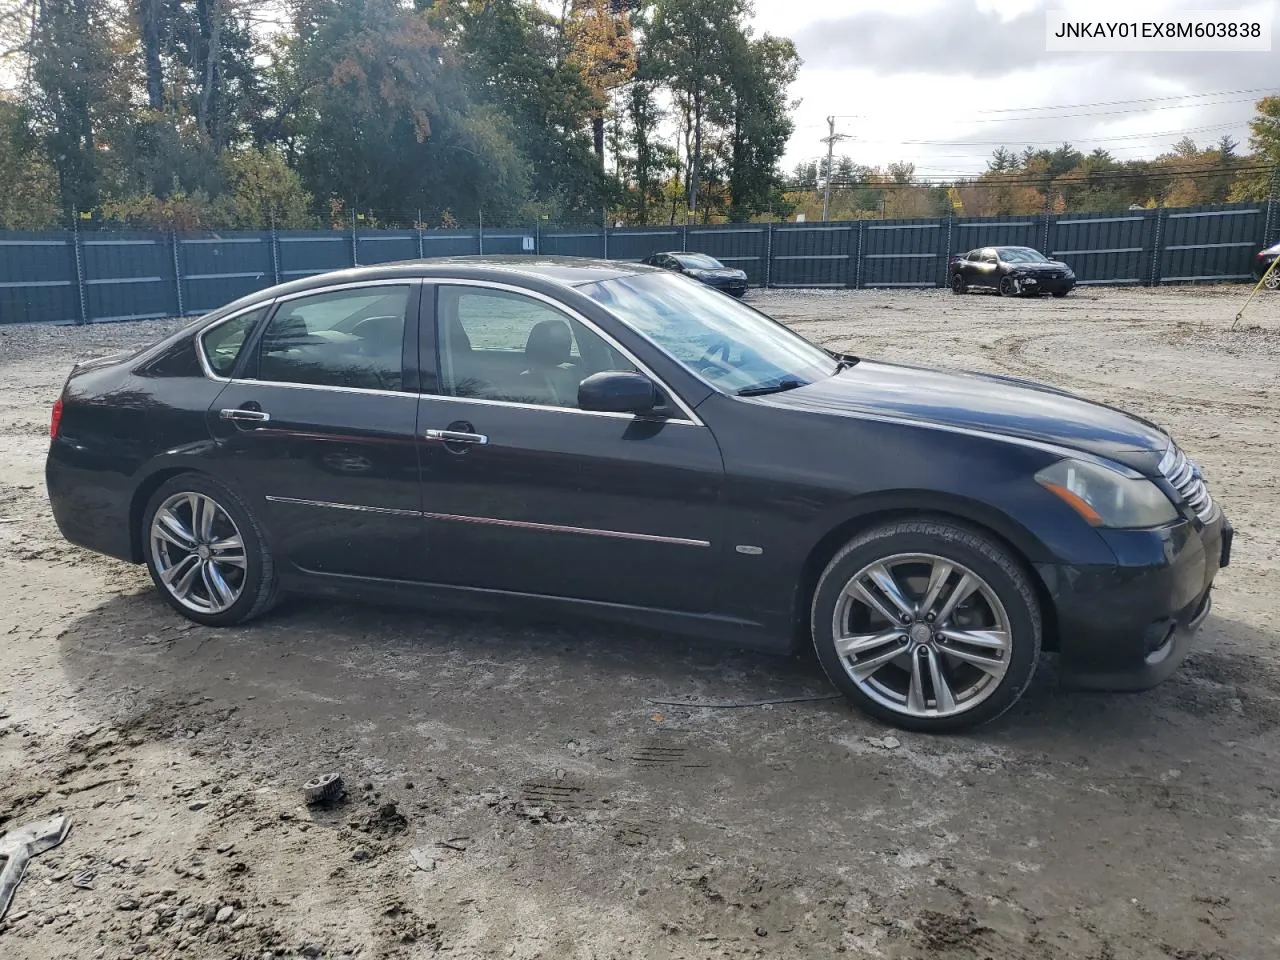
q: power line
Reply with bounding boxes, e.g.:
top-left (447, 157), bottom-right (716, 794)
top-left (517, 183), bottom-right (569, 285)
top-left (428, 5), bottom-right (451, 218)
top-left (973, 86), bottom-right (1279, 114)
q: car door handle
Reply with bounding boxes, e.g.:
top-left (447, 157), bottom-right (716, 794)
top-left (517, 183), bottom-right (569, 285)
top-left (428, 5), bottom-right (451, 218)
top-left (220, 408), bottom-right (271, 423)
top-left (424, 429), bottom-right (488, 445)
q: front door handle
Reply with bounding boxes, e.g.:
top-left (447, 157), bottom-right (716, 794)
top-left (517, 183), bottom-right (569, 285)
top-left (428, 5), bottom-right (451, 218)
top-left (424, 429), bottom-right (488, 445)
top-left (220, 408), bottom-right (271, 424)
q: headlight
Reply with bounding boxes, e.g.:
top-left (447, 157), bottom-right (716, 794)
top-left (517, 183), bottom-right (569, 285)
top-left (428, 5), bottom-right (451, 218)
top-left (1035, 459), bottom-right (1177, 528)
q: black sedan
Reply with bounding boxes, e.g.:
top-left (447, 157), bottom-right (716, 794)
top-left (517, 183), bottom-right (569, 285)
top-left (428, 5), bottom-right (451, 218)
top-left (951, 246), bottom-right (1076, 297)
top-left (45, 257), bottom-right (1230, 731)
top-left (1254, 240), bottom-right (1280, 289)
top-left (640, 251), bottom-right (749, 297)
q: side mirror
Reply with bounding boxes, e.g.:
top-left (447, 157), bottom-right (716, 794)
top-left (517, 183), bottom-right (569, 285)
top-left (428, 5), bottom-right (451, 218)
top-left (579, 371), bottom-right (658, 414)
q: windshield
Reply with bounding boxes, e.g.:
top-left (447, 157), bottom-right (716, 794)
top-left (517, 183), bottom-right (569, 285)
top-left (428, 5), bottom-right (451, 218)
top-left (997, 247), bottom-right (1048, 263)
top-left (579, 272), bottom-right (837, 395)
top-left (673, 253), bottom-right (723, 269)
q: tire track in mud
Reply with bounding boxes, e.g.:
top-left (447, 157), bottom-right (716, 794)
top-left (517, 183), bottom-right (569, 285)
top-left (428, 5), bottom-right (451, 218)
top-left (986, 331), bottom-right (1278, 417)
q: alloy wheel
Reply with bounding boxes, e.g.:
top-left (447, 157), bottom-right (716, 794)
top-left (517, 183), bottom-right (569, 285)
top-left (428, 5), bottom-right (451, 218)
top-left (831, 553), bottom-right (1012, 719)
top-left (149, 492), bottom-right (248, 615)
top-left (999, 276), bottom-right (1017, 297)
top-left (1264, 271), bottom-right (1280, 290)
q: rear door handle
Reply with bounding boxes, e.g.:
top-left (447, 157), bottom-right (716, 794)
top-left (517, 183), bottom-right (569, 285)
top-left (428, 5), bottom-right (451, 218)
top-left (220, 408), bottom-right (271, 424)
top-left (424, 429), bottom-right (488, 445)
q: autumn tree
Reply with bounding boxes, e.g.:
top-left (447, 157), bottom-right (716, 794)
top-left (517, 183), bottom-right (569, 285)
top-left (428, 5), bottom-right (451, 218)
top-left (565, 0), bottom-right (636, 163)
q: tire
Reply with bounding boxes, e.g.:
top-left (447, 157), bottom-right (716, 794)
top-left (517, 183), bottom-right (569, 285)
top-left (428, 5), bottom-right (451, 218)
top-left (142, 473), bottom-right (279, 627)
top-left (1052, 290), bottom-right (1069, 298)
top-left (998, 275), bottom-right (1019, 297)
top-left (1264, 272), bottom-right (1280, 291)
top-left (950, 273), bottom-right (967, 295)
top-left (810, 519), bottom-right (1041, 732)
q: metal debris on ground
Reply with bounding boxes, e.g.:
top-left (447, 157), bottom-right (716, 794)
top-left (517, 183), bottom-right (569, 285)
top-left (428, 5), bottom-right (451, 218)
top-left (301, 772), bottom-right (344, 805)
top-left (0, 814), bottom-right (72, 921)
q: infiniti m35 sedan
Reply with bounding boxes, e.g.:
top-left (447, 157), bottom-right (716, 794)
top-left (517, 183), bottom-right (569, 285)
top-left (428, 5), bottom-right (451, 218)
top-left (46, 257), bottom-right (1230, 731)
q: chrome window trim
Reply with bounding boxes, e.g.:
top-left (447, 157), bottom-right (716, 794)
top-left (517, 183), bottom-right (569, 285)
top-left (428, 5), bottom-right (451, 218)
top-left (429, 278), bottom-right (704, 427)
top-left (263, 495), bottom-right (710, 547)
top-left (196, 300), bottom-right (278, 382)
top-left (197, 278), bottom-right (418, 390)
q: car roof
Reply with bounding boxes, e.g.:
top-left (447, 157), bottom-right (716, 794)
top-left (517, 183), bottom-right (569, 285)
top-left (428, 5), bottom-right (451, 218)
top-left (204, 255), bottom-right (655, 320)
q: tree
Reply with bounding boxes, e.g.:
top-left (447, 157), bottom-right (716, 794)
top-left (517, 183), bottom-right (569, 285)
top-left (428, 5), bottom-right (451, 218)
top-left (0, 96), bottom-right (60, 228)
top-left (432, 0), bottom-right (605, 219)
top-left (1230, 97), bottom-right (1280, 201)
top-left (714, 31), bottom-right (798, 220)
top-left (647, 0), bottom-right (747, 219)
top-left (565, 0), bottom-right (636, 163)
top-left (27, 0), bottom-right (128, 216)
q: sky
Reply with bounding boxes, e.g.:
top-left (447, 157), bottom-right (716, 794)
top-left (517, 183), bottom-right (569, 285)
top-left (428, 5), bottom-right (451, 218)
top-left (757, 0), bottom-right (1280, 177)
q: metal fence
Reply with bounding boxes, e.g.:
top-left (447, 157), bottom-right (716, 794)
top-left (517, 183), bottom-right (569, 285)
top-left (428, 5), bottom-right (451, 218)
top-left (1, 201), bottom-right (1276, 324)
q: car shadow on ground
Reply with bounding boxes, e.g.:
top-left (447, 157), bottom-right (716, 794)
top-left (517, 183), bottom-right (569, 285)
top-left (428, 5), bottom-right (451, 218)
top-left (55, 588), bottom-right (1280, 776)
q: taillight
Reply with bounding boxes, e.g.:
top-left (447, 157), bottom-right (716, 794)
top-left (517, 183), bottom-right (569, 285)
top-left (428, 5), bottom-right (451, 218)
top-left (50, 396), bottom-right (63, 439)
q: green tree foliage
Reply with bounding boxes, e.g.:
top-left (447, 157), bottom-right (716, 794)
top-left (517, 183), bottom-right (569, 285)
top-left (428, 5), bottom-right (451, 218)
top-left (0, 98), bottom-right (61, 228)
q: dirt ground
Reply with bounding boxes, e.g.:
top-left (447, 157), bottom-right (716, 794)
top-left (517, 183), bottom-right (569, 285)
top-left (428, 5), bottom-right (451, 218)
top-left (1, 285), bottom-right (1278, 960)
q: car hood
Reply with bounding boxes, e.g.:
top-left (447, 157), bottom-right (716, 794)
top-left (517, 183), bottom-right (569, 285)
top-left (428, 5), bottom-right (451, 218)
top-left (1011, 260), bottom-right (1071, 272)
top-left (761, 359), bottom-right (1169, 469)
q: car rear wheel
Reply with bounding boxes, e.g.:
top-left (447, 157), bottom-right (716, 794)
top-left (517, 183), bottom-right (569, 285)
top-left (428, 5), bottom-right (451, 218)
top-left (950, 273), bottom-right (967, 294)
top-left (142, 474), bottom-right (279, 627)
top-left (998, 275), bottom-right (1019, 297)
top-left (811, 520), bottom-right (1041, 732)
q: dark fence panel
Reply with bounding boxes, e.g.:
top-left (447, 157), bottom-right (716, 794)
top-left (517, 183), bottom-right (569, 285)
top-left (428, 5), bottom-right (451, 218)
top-left (0, 201), bottom-right (1273, 324)
top-left (356, 232), bottom-right (418, 266)
top-left (81, 233), bottom-right (178, 322)
top-left (1046, 212), bottom-right (1150, 285)
top-left (540, 229), bottom-right (606, 258)
top-left (277, 232), bottom-right (350, 281)
top-left (770, 224), bottom-right (855, 287)
top-left (950, 217), bottom-right (1042, 264)
top-left (685, 226), bottom-right (768, 285)
top-left (605, 227), bottom-right (683, 262)
top-left (1157, 204), bottom-right (1265, 284)
top-left (419, 229), bottom-right (479, 258)
top-left (0, 232), bottom-right (78, 324)
top-left (860, 220), bottom-right (945, 287)
top-left (178, 232), bottom-right (274, 314)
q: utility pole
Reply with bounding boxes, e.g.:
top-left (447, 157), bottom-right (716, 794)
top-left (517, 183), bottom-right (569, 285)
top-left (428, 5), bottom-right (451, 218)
top-left (821, 116), bottom-right (852, 222)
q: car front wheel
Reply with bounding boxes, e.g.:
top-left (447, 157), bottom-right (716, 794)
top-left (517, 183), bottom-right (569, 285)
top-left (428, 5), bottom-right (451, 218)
top-left (811, 520), bottom-right (1041, 732)
top-left (998, 275), bottom-right (1019, 297)
top-left (142, 474), bottom-right (279, 627)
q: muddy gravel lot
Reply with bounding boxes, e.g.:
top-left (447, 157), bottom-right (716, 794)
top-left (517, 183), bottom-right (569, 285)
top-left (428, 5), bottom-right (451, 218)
top-left (1, 286), bottom-right (1278, 960)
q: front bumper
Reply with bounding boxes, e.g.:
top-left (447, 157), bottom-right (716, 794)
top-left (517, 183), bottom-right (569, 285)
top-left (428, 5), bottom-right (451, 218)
top-left (699, 277), bottom-right (749, 298)
top-left (1037, 510), bottom-right (1230, 691)
top-left (1014, 274), bottom-right (1075, 294)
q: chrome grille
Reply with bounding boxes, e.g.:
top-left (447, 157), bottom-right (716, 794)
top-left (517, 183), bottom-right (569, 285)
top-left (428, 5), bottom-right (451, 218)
top-left (1158, 443), bottom-right (1215, 522)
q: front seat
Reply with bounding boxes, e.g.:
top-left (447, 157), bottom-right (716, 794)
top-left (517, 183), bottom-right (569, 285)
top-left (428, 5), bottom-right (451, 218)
top-left (519, 319), bottom-right (576, 406)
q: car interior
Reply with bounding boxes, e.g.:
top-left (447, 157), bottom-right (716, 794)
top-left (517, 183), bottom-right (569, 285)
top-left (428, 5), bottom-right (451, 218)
top-left (435, 287), bottom-right (636, 409)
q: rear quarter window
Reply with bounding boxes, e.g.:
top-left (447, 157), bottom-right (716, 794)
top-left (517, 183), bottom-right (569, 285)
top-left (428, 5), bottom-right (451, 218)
top-left (201, 306), bottom-right (269, 377)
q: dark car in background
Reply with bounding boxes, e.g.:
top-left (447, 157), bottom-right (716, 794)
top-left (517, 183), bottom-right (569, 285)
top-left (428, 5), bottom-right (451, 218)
top-left (951, 246), bottom-right (1076, 297)
top-left (45, 256), bottom-right (1229, 732)
top-left (1254, 241), bottom-right (1280, 289)
top-left (640, 251), bottom-right (749, 298)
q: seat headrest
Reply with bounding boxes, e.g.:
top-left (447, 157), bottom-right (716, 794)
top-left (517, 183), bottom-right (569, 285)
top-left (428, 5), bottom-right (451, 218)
top-left (525, 319), bottom-right (572, 367)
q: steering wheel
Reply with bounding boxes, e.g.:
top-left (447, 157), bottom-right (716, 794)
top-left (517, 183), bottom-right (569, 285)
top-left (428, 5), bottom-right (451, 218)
top-left (694, 338), bottom-right (738, 378)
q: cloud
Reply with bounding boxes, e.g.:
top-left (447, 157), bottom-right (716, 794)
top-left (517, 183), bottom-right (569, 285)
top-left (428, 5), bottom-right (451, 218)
top-left (796, 0), bottom-right (1278, 84)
